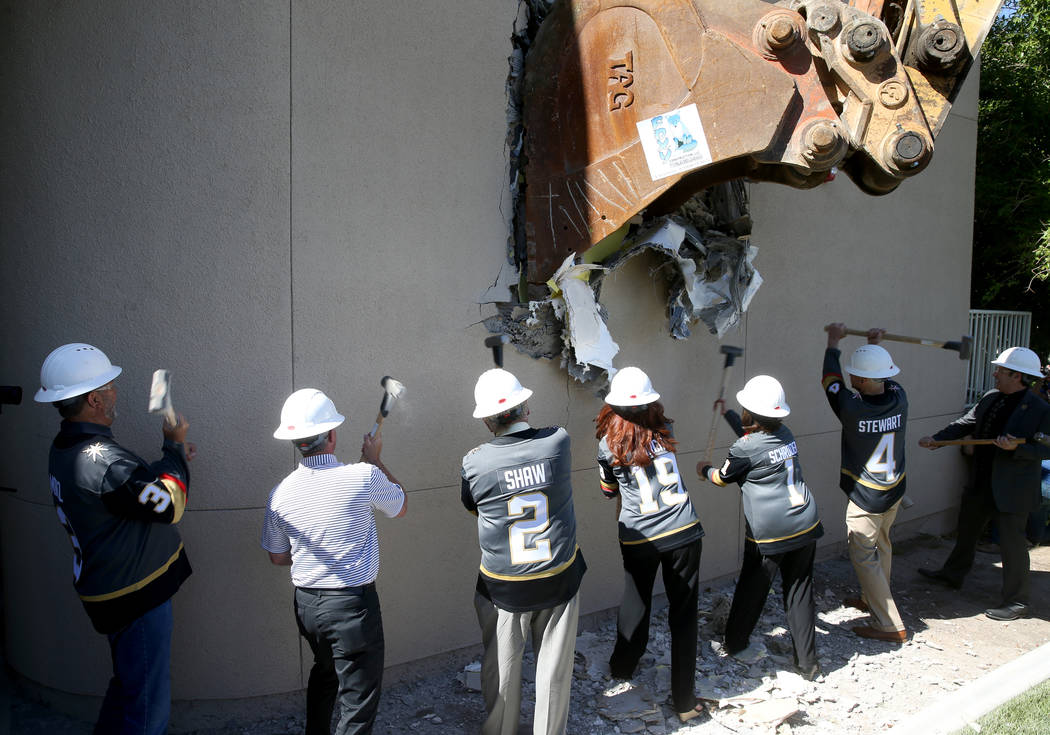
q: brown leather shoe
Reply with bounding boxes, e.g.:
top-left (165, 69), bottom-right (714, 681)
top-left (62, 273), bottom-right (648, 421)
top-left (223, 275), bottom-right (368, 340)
top-left (843, 596), bottom-right (869, 612)
top-left (678, 703), bottom-right (706, 723)
top-left (852, 625), bottom-right (908, 642)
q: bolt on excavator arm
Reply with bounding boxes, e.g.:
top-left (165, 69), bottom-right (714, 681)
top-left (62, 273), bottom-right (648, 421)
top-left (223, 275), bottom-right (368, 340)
top-left (521, 0), bottom-right (1004, 283)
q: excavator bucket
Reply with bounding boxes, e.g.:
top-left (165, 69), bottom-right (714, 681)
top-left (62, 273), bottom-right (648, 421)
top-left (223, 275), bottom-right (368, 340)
top-left (521, 0), bottom-right (1004, 283)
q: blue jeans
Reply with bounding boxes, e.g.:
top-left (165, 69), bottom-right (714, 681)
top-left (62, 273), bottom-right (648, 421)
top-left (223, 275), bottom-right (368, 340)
top-left (94, 599), bottom-right (173, 735)
top-left (294, 585), bottom-right (385, 735)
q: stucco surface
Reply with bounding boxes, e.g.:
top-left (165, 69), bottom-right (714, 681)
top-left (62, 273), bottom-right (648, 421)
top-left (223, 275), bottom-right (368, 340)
top-left (0, 0), bottom-right (981, 707)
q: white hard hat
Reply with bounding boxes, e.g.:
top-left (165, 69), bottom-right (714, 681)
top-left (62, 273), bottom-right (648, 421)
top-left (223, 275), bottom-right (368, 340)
top-left (736, 375), bottom-right (791, 418)
top-left (845, 344), bottom-right (900, 379)
top-left (273, 388), bottom-right (345, 440)
top-left (473, 368), bottom-right (533, 419)
top-left (605, 366), bottom-right (660, 406)
top-left (991, 346), bottom-right (1043, 378)
top-left (34, 343), bottom-right (122, 403)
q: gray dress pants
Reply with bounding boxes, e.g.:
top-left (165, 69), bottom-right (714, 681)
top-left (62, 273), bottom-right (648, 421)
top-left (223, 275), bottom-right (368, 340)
top-left (474, 590), bottom-right (580, 735)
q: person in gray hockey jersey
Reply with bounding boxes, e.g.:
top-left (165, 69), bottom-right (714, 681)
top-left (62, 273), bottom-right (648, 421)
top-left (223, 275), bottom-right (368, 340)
top-left (596, 367), bottom-right (705, 723)
top-left (461, 368), bottom-right (587, 735)
top-left (698, 375), bottom-right (823, 680)
top-left (823, 324), bottom-right (909, 642)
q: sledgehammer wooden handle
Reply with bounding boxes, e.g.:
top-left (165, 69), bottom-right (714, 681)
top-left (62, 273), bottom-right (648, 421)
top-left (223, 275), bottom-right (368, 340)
top-left (928, 438), bottom-right (1028, 447)
top-left (827, 326), bottom-right (947, 348)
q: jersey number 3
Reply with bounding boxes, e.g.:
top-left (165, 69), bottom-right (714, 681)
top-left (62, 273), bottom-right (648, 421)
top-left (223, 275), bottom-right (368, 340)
top-left (507, 492), bottom-right (553, 565)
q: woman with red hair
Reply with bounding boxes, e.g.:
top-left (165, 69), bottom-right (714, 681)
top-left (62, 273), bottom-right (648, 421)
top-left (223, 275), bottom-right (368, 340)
top-left (596, 367), bottom-right (705, 723)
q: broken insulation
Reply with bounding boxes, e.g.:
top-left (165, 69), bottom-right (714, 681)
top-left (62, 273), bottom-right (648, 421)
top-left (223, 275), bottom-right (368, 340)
top-left (490, 2), bottom-right (762, 384)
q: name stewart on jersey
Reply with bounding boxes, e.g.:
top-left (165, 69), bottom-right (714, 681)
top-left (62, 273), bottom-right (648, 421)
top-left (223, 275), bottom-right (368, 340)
top-left (767, 442), bottom-right (798, 464)
top-left (857, 415), bottom-right (903, 433)
top-left (499, 460), bottom-right (552, 492)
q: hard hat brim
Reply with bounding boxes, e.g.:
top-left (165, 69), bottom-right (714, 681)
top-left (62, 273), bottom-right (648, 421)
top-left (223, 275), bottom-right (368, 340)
top-left (991, 358), bottom-right (1044, 378)
top-left (604, 390), bottom-right (660, 407)
top-left (273, 415), bottom-right (345, 440)
top-left (736, 388), bottom-right (791, 417)
top-left (33, 365), bottom-right (123, 403)
top-left (845, 364), bottom-right (900, 379)
top-left (473, 388), bottom-right (532, 419)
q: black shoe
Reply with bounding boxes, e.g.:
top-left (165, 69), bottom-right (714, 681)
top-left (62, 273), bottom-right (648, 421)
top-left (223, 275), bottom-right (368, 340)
top-left (917, 567), bottom-right (962, 590)
top-left (800, 662), bottom-right (822, 681)
top-left (985, 602), bottom-right (1030, 621)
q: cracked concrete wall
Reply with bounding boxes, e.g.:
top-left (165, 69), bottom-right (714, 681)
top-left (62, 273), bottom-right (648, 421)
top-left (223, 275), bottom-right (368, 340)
top-left (0, 0), bottom-right (977, 713)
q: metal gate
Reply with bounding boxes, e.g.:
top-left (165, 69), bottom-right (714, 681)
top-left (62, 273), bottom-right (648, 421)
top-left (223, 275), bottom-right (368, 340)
top-left (966, 309), bottom-right (1032, 405)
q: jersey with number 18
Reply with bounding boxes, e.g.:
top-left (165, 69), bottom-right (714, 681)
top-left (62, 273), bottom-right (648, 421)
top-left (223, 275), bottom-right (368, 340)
top-left (597, 436), bottom-right (703, 551)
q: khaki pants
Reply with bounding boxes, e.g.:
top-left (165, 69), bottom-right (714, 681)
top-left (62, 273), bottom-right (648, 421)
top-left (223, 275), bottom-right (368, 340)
top-left (474, 590), bottom-right (580, 735)
top-left (846, 499), bottom-right (905, 632)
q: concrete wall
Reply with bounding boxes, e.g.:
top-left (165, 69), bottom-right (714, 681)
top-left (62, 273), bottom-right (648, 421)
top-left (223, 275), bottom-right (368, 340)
top-left (0, 0), bottom-right (977, 711)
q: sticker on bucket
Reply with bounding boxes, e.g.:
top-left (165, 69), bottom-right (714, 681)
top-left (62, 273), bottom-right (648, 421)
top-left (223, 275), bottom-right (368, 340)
top-left (636, 104), bottom-right (713, 181)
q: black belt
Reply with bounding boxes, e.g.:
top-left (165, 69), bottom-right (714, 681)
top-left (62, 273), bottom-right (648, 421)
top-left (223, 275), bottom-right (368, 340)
top-left (297, 583), bottom-right (374, 596)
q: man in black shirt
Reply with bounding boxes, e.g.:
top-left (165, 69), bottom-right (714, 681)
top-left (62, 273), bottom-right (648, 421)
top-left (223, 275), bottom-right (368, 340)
top-left (918, 347), bottom-right (1050, 621)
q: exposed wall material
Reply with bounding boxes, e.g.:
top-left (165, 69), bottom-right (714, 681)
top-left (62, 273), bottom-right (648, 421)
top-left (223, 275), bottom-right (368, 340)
top-left (496, 4), bottom-right (762, 383)
top-left (601, 218), bottom-right (762, 339)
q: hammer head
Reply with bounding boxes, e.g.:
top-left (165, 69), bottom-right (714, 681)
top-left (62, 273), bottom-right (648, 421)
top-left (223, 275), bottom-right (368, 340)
top-left (148, 369), bottom-right (175, 424)
top-left (942, 336), bottom-right (973, 360)
top-left (720, 344), bottom-right (744, 367)
top-left (484, 334), bottom-right (510, 368)
top-left (378, 376), bottom-right (406, 416)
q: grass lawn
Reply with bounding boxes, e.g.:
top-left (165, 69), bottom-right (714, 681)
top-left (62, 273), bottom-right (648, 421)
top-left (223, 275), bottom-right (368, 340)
top-left (951, 678), bottom-right (1050, 734)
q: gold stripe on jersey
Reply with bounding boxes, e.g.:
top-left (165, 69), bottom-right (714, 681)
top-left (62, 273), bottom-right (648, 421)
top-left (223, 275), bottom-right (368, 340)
top-left (159, 476), bottom-right (187, 522)
top-left (599, 479), bottom-right (617, 492)
top-left (79, 544), bottom-right (185, 602)
top-left (822, 375), bottom-right (842, 390)
top-left (480, 545), bottom-right (580, 581)
top-left (747, 519), bottom-right (822, 545)
top-left (620, 520), bottom-right (701, 545)
top-left (841, 468), bottom-right (906, 491)
top-left (709, 466), bottom-right (729, 487)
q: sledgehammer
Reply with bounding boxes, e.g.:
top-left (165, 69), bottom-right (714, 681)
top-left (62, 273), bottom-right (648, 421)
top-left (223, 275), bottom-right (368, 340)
top-left (705, 345), bottom-right (744, 461)
top-left (485, 334), bottom-right (510, 368)
top-left (148, 369), bottom-right (177, 426)
top-left (824, 326), bottom-right (973, 360)
top-left (368, 376), bottom-right (406, 438)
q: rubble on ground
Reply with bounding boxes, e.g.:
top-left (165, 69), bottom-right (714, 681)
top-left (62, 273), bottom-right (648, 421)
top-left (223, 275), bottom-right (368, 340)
top-left (11, 537), bottom-right (1050, 734)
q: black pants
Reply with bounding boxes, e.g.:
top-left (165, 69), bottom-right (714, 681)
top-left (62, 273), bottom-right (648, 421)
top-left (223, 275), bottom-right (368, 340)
top-left (609, 539), bottom-right (701, 713)
top-left (294, 585), bottom-right (385, 735)
top-left (725, 539), bottom-right (817, 670)
top-left (942, 490), bottom-right (1030, 605)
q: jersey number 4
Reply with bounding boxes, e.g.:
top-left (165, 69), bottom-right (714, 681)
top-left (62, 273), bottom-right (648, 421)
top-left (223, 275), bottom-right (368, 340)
top-left (632, 455), bottom-right (688, 514)
top-left (865, 433), bottom-right (897, 482)
top-left (507, 492), bottom-right (553, 565)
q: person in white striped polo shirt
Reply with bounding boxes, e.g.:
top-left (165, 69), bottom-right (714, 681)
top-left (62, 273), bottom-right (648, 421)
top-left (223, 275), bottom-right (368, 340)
top-left (262, 389), bottom-right (406, 735)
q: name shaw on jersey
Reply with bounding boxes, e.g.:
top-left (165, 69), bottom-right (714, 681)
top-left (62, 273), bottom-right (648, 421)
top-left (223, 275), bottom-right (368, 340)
top-left (499, 459), bottom-right (554, 492)
top-left (857, 414), bottom-right (903, 433)
top-left (767, 442), bottom-right (798, 464)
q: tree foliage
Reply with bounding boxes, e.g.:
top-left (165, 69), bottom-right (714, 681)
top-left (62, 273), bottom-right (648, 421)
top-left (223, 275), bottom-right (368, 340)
top-left (973, 0), bottom-right (1050, 356)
